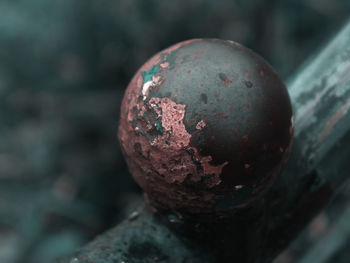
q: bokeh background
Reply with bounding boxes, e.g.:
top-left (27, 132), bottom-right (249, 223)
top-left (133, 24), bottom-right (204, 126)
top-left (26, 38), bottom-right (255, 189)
top-left (0, 0), bottom-right (350, 262)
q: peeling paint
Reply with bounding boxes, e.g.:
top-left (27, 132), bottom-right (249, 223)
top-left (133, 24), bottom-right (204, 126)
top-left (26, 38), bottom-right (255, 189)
top-left (148, 97), bottom-right (191, 149)
top-left (196, 120), bottom-right (206, 130)
top-left (119, 39), bottom-right (293, 215)
top-left (187, 147), bottom-right (229, 187)
top-left (141, 66), bottom-right (161, 100)
top-left (160, 62), bottom-right (169, 68)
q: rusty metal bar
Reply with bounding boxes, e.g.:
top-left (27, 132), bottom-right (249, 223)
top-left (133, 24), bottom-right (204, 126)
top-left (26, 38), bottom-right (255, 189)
top-left (261, 19), bottom-right (350, 262)
top-left (59, 20), bottom-right (350, 263)
top-left (287, 18), bottom-right (350, 185)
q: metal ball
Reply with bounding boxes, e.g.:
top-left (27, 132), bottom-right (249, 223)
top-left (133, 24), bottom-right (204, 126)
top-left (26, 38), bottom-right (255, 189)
top-left (118, 39), bottom-right (293, 216)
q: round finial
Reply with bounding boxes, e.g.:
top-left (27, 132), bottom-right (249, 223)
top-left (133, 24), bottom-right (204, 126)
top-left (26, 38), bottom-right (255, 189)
top-left (118, 39), bottom-right (293, 217)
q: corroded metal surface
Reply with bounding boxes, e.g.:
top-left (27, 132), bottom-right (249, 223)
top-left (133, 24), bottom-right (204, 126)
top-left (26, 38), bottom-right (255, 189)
top-left (61, 22), bottom-right (350, 263)
top-left (287, 20), bottom-right (350, 185)
top-left (118, 39), bottom-right (293, 217)
top-left (263, 20), bottom-right (350, 262)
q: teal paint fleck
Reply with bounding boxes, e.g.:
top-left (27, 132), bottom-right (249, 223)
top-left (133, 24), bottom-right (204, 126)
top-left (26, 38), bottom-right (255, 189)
top-left (155, 119), bottom-right (163, 134)
top-left (214, 186), bottom-right (252, 209)
top-left (166, 50), bottom-right (179, 69)
top-left (142, 65), bottom-right (159, 83)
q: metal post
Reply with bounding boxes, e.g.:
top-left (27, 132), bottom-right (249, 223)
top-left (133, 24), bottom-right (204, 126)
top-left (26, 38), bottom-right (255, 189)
top-left (59, 20), bottom-right (350, 263)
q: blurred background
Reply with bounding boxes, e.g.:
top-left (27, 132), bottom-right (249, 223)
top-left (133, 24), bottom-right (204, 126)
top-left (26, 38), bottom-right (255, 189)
top-left (0, 0), bottom-right (349, 262)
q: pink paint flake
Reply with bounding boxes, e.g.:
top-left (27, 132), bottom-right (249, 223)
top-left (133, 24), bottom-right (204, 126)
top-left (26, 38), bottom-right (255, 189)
top-left (196, 120), bottom-right (206, 130)
top-left (160, 62), bottom-right (169, 68)
top-left (148, 97), bottom-right (191, 150)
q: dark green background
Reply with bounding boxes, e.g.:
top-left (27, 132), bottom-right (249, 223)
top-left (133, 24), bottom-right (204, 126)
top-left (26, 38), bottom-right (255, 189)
top-left (0, 1), bottom-right (349, 262)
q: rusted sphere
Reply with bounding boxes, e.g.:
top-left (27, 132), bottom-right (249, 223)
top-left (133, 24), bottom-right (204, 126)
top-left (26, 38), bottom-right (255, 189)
top-left (118, 39), bottom-right (293, 216)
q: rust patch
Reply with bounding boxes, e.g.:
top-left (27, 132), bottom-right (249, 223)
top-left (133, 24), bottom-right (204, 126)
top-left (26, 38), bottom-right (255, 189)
top-left (148, 97), bottom-right (191, 149)
top-left (189, 147), bottom-right (229, 187)
top-left (196, 120), bottom-right (206, 130)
